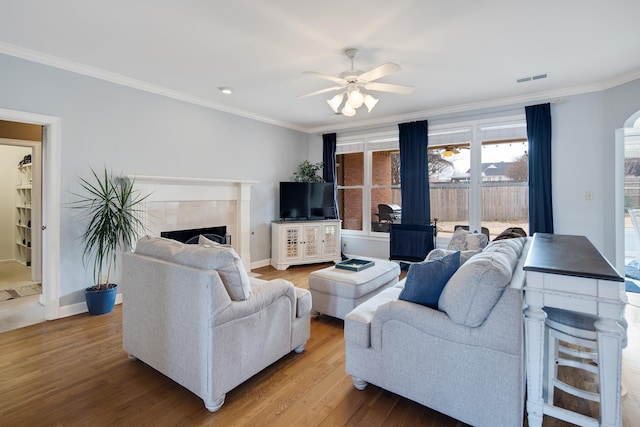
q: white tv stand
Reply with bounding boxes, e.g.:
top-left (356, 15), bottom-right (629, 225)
top-left (271, 220), bottom-right (342, 270)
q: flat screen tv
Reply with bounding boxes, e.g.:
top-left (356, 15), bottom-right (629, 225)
top-left (279, 182), bottom-right (336, 221)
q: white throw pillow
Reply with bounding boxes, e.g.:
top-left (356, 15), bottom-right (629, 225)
top-left (427, 248), bottom-right (481, 265)
top-left (446, 228), bottom-right (488, 251)
top-left (199, 235), bottom-right (251, 300)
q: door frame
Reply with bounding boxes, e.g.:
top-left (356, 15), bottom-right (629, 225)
top-left (0, 108), bottom-right (60, 320)
top-left (615, 110), bottom-right (640, 276)
top-left (1, 139), bottom-right (42, 282)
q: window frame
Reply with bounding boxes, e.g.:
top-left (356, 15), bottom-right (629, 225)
top-left (337, 131), bottom-right (399, 238)
top-left (336, 115), bottom-right (528, 238)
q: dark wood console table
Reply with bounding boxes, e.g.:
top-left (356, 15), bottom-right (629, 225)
top-left (523, 233), bottom-right (625, 427)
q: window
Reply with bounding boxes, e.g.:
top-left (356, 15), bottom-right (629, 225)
top-left (336, 151), bottom-right (364, 230)
top-left (337, 134), bottom-right (399, 233)
top-left (479, 139), bottom-right (528, 238)
top-left (428, 117), bottom-right (529, 239)
top-left (337, 116), bottom-right (529, 239)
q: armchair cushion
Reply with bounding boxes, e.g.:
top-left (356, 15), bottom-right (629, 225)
top-left (446, 228), bottom-right (488, 251)
top-left (399, 251), bottom-right (460, 309)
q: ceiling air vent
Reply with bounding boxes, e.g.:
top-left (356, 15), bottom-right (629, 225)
top-left (517, 73), bottom-right (547, 83)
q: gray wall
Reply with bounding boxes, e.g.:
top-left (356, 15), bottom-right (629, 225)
top-left (0, 53), bottom-right (309, 305)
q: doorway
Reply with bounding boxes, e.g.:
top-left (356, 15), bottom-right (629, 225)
top-left (0, 108), bottom-right (61, 324)
top-left (616, 111), bottom-right (640, 277)
top-left (0, 123), bottom-right (44, 332)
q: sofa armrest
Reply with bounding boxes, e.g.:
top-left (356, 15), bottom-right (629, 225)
top-left (369, 287), bottom-right (523, 354)
top-left (344, 285), bottom-right (403, 348)
top-left (294, 287), bottom-right (311, 318)
top-left (369, 300), bottom-right (452, 351)
top-left (215, 278), bottom-right (296, 325)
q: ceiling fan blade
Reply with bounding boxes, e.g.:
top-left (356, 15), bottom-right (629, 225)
top-left (297, 86), bottom-right (344, 98)
top-left (302, 71), bottom-right (346, 85)
top-left (364, 81), bottom-right (415, 95)
top-left (358, 62), bottom-right (401, 82)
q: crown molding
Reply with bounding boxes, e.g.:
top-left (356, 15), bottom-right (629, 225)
top-left (0, 42), bottom-right (308, 133)
top-left (2, 42), bottom-right (638, 136)
top-left (600, 68), bottom-right (640, 91)
top-left (308, 69), bottom-right (640, 134)
top-left (307, 81), bottom-right (616, 134)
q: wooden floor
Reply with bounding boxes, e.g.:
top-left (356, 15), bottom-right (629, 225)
top-left (0, 263), bottom-right (638, 426)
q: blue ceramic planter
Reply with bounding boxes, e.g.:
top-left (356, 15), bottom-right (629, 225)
top-left (85, 284), bottom-right (118, 315)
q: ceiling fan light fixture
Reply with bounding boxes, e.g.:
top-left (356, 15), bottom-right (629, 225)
top-left (327, 93), bottom-right (344, 113)
top-left (302, 48), bottom-right (414, 118)
top-left (341, 103), bottom-right (356, 117)
top-left (363, 94), bottom-right (378, 112)
top-left (442, 146), bottom-right (461, 157)
top-left (347, 89), bottom-right (364, 109)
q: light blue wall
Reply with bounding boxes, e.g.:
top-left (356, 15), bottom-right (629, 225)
top-left (0, 53), bottom-right (309, 305)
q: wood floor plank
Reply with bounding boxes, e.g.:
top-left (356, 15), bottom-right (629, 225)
top-left (0, 263), bottom-right (638, 426)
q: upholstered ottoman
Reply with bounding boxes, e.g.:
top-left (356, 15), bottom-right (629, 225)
top-left (308, 259), bottom-right (400, 320)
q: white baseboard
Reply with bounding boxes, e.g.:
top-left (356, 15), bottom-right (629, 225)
top-left (251, 258), bottom-right (271, 269)
top-left (57, 293), bottom-right (123, 319)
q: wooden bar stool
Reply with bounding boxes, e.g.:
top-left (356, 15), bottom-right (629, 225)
top-left (544, 307), bottom-right (627, 426)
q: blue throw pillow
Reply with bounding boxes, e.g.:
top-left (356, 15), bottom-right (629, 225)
top-left (398, 251), bottom-right (461, 309)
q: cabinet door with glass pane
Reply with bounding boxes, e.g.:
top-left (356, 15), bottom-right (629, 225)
top-left (321, 222), bottom-right (341, 258)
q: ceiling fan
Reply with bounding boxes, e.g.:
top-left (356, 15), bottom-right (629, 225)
top-left (298, 48), bottom-right (414, 116)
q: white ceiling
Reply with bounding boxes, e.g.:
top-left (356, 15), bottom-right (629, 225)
top-left (1, 0), bottom-right (640, 133)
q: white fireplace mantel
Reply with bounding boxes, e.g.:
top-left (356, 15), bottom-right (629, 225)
top-left (127, 175), bottom-right (258, 267)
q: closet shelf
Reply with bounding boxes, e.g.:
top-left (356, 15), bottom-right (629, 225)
top-left (15, 159), bottom-right (32, 267)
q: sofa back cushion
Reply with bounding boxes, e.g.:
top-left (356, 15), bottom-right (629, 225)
top-left (438, 238), bottom-right (525, 327)
top-left (399, 251), bottom-right (460, 309)
top-left (135, 236), bottom-right (251, 301)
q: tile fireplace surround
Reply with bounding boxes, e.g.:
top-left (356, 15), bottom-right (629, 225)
top-left (127, 175), bottom-right (258, 267)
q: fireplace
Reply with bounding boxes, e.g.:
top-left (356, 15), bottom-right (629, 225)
top-left (127, 174), bottom-right (258, 268)
top-left (161, 226), bottom-right (229, 244)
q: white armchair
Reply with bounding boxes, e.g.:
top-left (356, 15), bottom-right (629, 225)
top-left (121, 236), bottom-right (311, 411)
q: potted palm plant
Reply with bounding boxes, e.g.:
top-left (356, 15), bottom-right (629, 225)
top-left (72, 168), bottom-right (149, 315)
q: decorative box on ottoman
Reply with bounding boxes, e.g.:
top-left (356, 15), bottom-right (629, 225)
top-left (309, 259), bottom-right (400, 319)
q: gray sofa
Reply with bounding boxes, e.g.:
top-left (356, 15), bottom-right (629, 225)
top-left (121, 236), bottom-right (311, 412)
top-left (344, 237), bottom-right (530, 427)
